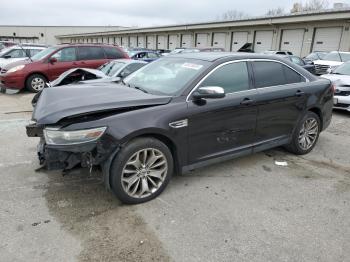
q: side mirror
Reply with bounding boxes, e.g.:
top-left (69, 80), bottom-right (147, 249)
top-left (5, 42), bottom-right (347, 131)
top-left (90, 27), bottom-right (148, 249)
top-left (111, 76), bottom-right (121, 83)
top-left (49, 57), bottom-right (58, 64)
top-left (192, 86), bottom-right (225, 100)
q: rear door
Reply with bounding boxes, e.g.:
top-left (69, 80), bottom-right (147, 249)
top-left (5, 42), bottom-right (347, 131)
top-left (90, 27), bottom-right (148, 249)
top-left (47, 47), bottom-right (77, 80)
top-left (77, 46), bottom-right (107, 68)
top-left (188, 61), bottom-right (258, 164)
top-left (251, 60), bottom-right (308, 149)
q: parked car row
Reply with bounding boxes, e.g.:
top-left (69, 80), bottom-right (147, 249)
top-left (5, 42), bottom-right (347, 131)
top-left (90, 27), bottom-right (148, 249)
top-left (26, 52), bottom-right (334, 204)
top-left (0, 44), bottom-right (129, 93)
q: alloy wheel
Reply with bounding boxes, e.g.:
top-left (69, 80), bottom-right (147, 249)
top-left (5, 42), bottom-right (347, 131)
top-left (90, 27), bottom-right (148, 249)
top-left (31, 77), bottom-right (45, 91)
top-left (121, 148), bottom-right (168, 199)
top-left (298, 118), bottom-right (319, 151)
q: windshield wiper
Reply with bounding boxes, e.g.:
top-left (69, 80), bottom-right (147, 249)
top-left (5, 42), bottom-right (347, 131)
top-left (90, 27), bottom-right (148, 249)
top-left (133, 86), bottom-right (149, 94)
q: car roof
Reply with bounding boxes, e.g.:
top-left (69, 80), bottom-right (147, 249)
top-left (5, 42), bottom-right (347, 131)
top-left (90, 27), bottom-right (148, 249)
top-left (166, 52), bottom-right (292, 62)
top-left (7, 45), bottom-right (46, 50)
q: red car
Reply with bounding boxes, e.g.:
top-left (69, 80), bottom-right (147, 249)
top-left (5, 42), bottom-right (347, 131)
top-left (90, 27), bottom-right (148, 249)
top-left (0, 44), bottom-right (129, 93)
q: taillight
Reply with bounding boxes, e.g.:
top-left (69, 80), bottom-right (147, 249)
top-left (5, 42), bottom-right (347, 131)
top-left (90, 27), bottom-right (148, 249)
top-left (330, 84), bottom-right (336, 93)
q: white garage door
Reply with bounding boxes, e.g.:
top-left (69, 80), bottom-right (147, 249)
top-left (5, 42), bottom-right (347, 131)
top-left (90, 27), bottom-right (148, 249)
top-left (137, 36), bottom-right (145, 48)
top-left (157, 35), bottom-right (167, 50)
top-left (115, 37), bottom-right (122, 45)
top-left (196, 33), bottom-right (209, 48)
top-left (147, 35), bottom-right (156, 49)
top-left (129, 36), bottom-right (137, 48)
top-left (280, 29), bottom-right (305, 56)
top-left (312, 27), bottom-right (343, 52)
top-left (181, 34), bottom-right (193, 48)
top-left (231, 32), bottom-right (249, 51)
top-left (103, 37), bottom-right (108, 43)
top-left (121, 37), bottom-right (128, 47)
top-left (168, 35), bottom-right (178, 50)
top-left (213, 33), bottom-right (227, 50)
top-left (254, 31), bottom-right (274, 53)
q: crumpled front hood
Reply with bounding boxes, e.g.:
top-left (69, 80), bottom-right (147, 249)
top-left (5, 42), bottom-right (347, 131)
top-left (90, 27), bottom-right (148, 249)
top-left (33, 84), bottom-right (172, 124)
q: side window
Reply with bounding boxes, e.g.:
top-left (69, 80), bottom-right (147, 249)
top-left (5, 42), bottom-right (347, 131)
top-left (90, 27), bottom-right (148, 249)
top-left (252, 61), bottom-right (304, 88)
top-left (52, 47), bottom-right (77, 62)
top-left (283, 65), bottom-right (305, 84)
top-left (103, 47), bottom-right (124, 59)
top-left (7, 49), bottom-right (26, 58)
top-left (147, 52), bottom-right (159, 58)
top-left (200, 62), bottom-right (250, 93)
top-left (78, 46), bottom-right (105, 60)
top-left (120, 63), bottom-right (145, 77)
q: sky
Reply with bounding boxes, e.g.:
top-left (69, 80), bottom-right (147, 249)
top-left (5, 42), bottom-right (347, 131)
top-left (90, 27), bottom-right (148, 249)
top-left (0, 0), bottom-right (349, 27)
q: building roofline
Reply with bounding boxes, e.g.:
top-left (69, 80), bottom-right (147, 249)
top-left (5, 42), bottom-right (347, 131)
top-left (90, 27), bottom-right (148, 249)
top-left (0, 25), bottom-right (126, 28)
top-left (56, 8), bottom-right (350, 38)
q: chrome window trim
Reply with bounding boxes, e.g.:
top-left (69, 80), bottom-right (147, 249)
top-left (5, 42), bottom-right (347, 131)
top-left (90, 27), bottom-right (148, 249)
top-left (186, 58), bottom-right (309, 102)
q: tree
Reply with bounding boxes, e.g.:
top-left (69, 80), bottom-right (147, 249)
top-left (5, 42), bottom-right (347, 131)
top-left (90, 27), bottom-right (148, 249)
top-left (218, 10), bottom-right (250, 21)
top-left (290, 0), bottom-right (329, 13)
top-left (265, 7), bottom-right (285, 17)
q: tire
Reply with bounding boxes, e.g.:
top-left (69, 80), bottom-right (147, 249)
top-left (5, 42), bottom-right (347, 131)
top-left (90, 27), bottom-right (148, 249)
top-left (286, 111), bottom-right (321, 155)
top-left (26, 74), bottom-right (47, 93)
top-left (109, 137), bottom-right (173, 204)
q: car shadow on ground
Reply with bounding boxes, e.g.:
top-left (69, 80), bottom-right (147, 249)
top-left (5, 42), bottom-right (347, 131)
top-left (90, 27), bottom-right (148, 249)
top-left (41, 168), bottom-right (171, 262)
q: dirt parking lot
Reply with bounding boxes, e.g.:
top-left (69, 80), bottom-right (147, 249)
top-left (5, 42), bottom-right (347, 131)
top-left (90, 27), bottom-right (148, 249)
top-left (0, 92), bottom-right (349, 262)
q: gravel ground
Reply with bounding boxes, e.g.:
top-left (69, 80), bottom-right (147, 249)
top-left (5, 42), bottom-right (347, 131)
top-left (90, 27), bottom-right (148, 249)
top-left (0, 92), bottom-right (349, 262)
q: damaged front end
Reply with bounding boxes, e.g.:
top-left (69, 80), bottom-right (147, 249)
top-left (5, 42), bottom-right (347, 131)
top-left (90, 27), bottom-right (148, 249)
top-left (26, 123), bottom-right (118, 172)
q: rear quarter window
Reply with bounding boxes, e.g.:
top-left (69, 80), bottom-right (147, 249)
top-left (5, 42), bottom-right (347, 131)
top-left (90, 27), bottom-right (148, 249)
top-left (103, 47), bottom-right (125, 59)
top-left (78, 46), bottom-right (105, 60)
top-left (252, 61), bottom-right (305, 88)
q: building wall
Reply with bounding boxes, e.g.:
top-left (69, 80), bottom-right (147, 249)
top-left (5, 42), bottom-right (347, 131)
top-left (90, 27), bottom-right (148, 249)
top-left (57, 12), bottom-right (350, 57)
top-left (0, 26), bottom-right (125, 45)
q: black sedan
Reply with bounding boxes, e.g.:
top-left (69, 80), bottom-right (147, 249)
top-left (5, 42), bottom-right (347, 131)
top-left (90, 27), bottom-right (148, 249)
top-left (27, 53), bottom-right (334, 204)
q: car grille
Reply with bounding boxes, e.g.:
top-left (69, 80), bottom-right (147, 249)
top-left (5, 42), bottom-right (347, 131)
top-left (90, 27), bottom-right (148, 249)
top-left (314, 64), bottom-right (330, 75)
top-left (335, 90), bottom-right (350, 96)
top-left (334, 103), bottom-right (350, 108)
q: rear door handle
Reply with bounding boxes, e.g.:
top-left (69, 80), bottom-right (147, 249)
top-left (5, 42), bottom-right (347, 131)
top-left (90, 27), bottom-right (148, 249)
top-left (240, 98), bottom-right (254, 106)
top-left (295, 90), bottom-right (305, 97)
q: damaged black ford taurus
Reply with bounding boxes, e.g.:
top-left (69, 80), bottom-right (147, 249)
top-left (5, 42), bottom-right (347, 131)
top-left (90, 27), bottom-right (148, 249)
top-left (27, 53), bottom-right (334, 204)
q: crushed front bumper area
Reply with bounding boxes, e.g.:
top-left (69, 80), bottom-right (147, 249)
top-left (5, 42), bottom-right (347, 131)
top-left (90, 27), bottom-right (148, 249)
top-left (27, 124), bottom-right (118, 171)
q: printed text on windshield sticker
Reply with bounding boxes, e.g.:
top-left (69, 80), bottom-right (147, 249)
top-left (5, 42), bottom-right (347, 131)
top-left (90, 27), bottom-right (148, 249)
top-left (182, 63), bottom-right (203, 70)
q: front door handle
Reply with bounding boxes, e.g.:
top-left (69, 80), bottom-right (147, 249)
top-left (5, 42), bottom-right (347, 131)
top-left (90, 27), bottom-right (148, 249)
top-left (240, 98), bottom-right (254, 106)
top-left (295, 90), bottom-right (305, 97)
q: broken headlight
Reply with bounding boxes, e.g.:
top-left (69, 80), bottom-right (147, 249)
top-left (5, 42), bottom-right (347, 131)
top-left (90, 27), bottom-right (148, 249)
top-left (44, 127), bottom-right (107, 145)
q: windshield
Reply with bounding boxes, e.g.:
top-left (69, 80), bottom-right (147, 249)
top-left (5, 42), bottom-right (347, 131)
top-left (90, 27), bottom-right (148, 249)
top-left (124, 57), bottom-right (209, 96)
top-left (31, 47), bottom-right (56, 61)
top-left (99, 61), bottom-right (125, 77)
top-left (127, 51), bottom-right (137, 57)
top-left (333, 62), bottom-right (350, 75)
top-left (0, 47), bottom-right (11, 57)
top-left (323, 52), bottom-right (341, 62)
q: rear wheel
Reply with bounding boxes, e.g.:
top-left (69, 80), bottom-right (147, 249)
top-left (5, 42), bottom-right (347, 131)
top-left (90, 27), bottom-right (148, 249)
top-left (286, 111), bottom-right (321, 155)
top-left (26, 74), bottom-right (47, 93)
top-left (110, 137), bottom-right (173, 204)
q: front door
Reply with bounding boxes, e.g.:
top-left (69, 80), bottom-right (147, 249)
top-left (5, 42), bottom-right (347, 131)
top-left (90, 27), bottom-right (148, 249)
top-left (187, 61), bottom-right (258, 164)
top-left (47, 47), bottom-right (77, 80)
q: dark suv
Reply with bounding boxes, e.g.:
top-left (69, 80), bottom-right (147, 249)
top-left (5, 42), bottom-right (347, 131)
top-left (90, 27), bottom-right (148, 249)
top-left (0, 44), bottom-right (129, 92)
top-left (27, 53), bottom-right (334, 204)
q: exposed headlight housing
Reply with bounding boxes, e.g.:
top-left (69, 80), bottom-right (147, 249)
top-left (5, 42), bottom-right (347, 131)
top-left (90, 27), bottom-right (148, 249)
top-left (7, 65), bottom-right (25, 74)
top-left (44, 127), bottom-right (107, 145)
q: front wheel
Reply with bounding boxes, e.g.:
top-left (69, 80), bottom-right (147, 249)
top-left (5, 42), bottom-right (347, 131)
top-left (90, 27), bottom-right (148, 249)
top-left (26, 74), bottom-right (47, 93)
top-left (110, 137), bottom-right (173, 204)
top-left (286, 111), bottom-right (321, 155)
